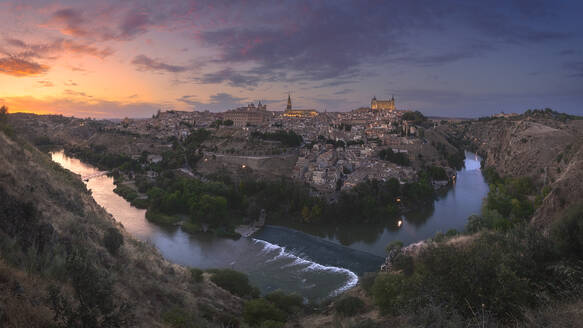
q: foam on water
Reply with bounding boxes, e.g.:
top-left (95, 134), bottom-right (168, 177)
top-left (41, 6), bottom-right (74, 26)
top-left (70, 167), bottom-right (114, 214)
top-left (253, 239), bottom-right (359, 296)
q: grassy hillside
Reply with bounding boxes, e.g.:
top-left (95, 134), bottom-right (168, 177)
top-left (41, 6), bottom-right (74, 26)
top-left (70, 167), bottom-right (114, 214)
top-left (0, 131), bottom-right (244, 327)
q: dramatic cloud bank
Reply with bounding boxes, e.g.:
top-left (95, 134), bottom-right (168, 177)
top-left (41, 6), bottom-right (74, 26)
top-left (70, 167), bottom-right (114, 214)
top-left (0, 0), bottom-right (581, 117)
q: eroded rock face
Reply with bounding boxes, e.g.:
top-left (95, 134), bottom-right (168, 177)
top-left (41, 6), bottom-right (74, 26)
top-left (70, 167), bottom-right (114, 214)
top-left (461, 117), bottom-right (583, 228)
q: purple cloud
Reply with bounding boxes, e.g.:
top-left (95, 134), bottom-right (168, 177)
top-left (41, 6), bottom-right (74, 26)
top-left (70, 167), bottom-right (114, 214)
top-left (132, 55), bottom-right (188, 73)
top-left (178, 92), bottom-right (246, 111)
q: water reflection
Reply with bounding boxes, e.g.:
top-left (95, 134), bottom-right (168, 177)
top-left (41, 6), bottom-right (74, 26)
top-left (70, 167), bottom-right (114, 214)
top-left (50, 150), bottom-right (356, 302)
top-left (271, 152), bottom-right (489, 257)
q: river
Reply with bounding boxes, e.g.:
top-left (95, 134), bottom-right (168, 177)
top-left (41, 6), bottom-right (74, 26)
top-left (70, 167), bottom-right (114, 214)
top-left (263, 152), bottom-right (489, 257)
top-left (51, 151), bottom-right (487, 302)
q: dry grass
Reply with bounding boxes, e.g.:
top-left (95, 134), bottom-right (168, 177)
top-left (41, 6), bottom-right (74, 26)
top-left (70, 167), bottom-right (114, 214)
top-left (519, 300), bottom-right (583, 328)
top-left (0, 131), bottom-right (244, 327)
top-left (0, 260), bottom-right (55, 327)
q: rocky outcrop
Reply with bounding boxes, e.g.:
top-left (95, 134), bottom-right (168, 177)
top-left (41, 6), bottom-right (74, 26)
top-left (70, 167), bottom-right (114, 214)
top-left (380, 241), bottom-right (427, 272)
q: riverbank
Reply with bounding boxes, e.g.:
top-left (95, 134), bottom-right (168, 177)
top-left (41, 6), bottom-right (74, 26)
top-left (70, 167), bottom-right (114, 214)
top-left (264, 152), bottom-right (488, 257)
top-left (50, 150), bottom-right (360, 302)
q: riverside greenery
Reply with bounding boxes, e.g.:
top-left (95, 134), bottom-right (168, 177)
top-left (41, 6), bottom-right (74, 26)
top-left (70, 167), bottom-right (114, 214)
top-left (368, 167), bottom-right (583, 325)
top-left (124, 173), bottom-right (435, 234)
top-left (70, 132), bottom-right (441, 235)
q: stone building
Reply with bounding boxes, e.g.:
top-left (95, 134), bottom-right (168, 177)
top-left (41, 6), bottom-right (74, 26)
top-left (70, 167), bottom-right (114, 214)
top-left (371, 96), bottom-right (396, 111)
top-left (224, 101), bottom-right (272, 127)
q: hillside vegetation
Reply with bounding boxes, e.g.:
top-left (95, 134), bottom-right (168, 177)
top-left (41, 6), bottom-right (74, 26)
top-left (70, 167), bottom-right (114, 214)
top-left (0, 131), bottom-right (246, 327)
top-left (459, 109), bottom-right (583, 227)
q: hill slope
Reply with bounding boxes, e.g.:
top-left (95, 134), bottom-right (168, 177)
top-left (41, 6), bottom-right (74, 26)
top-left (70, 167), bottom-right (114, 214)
top-left (462, 115), bottom-right (583, 227)
top-left (0, 131), bottom-right (243, 327)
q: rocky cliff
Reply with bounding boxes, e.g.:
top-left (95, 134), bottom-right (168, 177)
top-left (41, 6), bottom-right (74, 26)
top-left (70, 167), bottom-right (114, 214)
top-left (461, 114), bottom-right (583, 228)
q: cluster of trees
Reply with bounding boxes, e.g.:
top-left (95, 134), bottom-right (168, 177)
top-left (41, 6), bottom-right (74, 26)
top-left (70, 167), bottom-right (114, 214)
top-left (432, 141), bottom-right (466, 170)
top-left (466, 168), bottom-right (535, 231)
top-left (210, 119), bottom-right (234, 128)
top-left (66, 144), bottom-right (141, 172)
top-left (379, 148), bottom-right (410, 166)
top-left (144, 174), bottom-right (243, 234)
top-left (401, 111), bottom-right (427, 124)
top-left (149, 129), bottom-right (211, 171)
top-left (251, 130), bottom-right (302, 147)
top-left (402, 110), bottom-right (433, 129)
top-left (424, 165), bottom-right (448, 181)
top-left (131, 169), bottom-right (436, 233)
top-left (524, 108), bottom-right (582, 122)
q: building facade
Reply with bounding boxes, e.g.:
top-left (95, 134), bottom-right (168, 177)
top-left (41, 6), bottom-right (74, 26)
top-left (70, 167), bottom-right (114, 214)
top-left (371, 96), bottom-right (396, 111)
top-left (224, 101), bottom-right (271, 127)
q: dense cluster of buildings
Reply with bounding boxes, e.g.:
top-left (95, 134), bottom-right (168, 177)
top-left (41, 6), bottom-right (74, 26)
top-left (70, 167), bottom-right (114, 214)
top-left (115, 95), bottom-right (438, 193)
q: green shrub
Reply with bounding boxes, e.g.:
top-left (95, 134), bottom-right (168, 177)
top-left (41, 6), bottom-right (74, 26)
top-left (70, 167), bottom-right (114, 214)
top-left (349, 318), bottom-right (379, 328)
top-left (181, 221), bottom-right (202, 234)
top-left (113, 184), bottom-right (138, 202)
top-left (334, 296), bottom-right (366, 317)
top-left (103, 227), bottom-right (124, 255)
top-left (392, 253), bottom-right (414, 276)
top-left (551, 203), bottom-right (583, 259)
top-left (161, 307), bottom-right (197, 328)
top-left (406, 304), bottom-right (464, 328)
top-left (259, 320), bottom-right (285, 328)
top-left (190, 268), bottom-right (203, 283)
top-left (209, 269), bottom-right (259, 298)
top-left (145, 211), bottom-right (181, 225)
top-left (372, 272), bottom-right (418, 315)
top-left (243, 298), bottom-right (286, 327)
top-left (386, 240), bottom-right (403, 253)
top-left (359, 272), bottom-right (378, 295)
top-left (130, 198), bottom-right (149, 209)
top-left (371, 225), bottom-right (571, 320)
top-left (197, 302), bottom-right (240, 327)
top-left (265, 290), bottom-right (303, 314)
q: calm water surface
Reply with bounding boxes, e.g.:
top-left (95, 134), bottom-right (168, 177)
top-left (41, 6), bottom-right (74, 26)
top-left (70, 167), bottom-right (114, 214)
top-left (51, 151), bottom-right (487, 301)
top-left (268, 152), bottom-right (489, 256)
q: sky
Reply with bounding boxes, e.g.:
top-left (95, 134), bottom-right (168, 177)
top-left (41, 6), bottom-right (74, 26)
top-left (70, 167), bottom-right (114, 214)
top-left (0, 0), bottom-right (582, 118)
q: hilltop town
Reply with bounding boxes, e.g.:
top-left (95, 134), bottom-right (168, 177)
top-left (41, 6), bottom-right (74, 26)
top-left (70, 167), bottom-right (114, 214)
top-left (10, 95), bottom-right (464, 199)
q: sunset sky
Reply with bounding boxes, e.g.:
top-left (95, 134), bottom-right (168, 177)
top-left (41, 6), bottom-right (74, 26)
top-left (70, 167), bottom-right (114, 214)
top-left (1, 0), bottom-right (582, 118)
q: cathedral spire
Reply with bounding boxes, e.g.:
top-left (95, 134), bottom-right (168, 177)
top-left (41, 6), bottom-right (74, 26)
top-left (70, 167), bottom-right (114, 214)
top-left (286, 92), bottom-right (292, 111)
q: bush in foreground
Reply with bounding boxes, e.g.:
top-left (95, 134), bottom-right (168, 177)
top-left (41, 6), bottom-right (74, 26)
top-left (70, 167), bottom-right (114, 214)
top-left (190, 268), bottom-right (203, 283)
top-left (371, 223), bottom-right (583, 322)
top-left (243, 298), bottom-right (286, 327)
top-left (551, 203), bottom-right (583, 259)
top-left (103, 227), bottom-right (124, 255)
top-left (264, 290), bottom-right (303, 314)
top-left (334, 296), bottom-right (366, 317)
top-left (209, 269), bottom-right (259, 298)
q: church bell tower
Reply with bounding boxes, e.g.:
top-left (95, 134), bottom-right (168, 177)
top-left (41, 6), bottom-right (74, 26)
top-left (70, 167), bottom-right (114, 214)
top-left (286, 93), bottom-right (292, 111)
